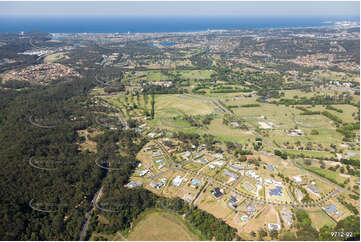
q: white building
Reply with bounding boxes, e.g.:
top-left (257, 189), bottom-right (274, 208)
top-left (172, 176), bottom-right (183, 187)
top-left (292, 176), bottom-right (303, 184)
top-left (213, 153), bottom-right (223, 159)
top-left (182, 151), bottom-right (191, 160)
top-left (212, 160), bottom-right (224, 167)
top-left (268, 223), bottom-right (281, 231)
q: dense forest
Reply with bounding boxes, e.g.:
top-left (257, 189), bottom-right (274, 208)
top-left (0, 73), bottom-right (103, 240)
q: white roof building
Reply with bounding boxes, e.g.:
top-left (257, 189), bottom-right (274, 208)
top-left (182, 151), bottom-right (191, 160)
top-left (213, 153), bottom-right (223, 159)
top-left (172, 176), bottom-right (183, 187)
top-left (293, 176), bottom-right (303, 184)
top-left (212, 161), bottom-right (224, 166)
top-left (268, 223), bottom-right (281, 231)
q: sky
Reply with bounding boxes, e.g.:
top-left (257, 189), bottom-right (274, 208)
top-left (0, 1), bottom-right (359, 18)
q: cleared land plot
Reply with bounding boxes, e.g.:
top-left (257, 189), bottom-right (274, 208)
top-left (241, 205), bottom-right (278, 233)
top-left (199, 165), bottom-right (223, 178)
top-left (207, 118), bottom-right (255, 143)
top-left (304, 207), bottom-right (336, 230)
top-left (197, 187), bottom-right (237, 221)
top-left (182, 162), bottom-right (204, 172)
top-left (126, 210), bottom-right (200, 241)
top-left (76, 129), bottom-right (102, 153)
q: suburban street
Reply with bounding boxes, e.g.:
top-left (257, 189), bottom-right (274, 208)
top-left (152, 141), bottom-right (341, 209)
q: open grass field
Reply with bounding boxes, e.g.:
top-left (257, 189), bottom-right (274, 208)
top-left (207, 118), bottom-right (255, 143)
top-left (90, 231), bottom-right (126, 241)
top-left (305, 207), bottom-right (337, 230)
top-left (154, 94), bottom-right (215, 118)
top-left (199, 165), bottom-right (223, 177)
top-left (268, 113), bottom-right (344, 146)
top-left (241, 205), bottom-right (278, 233)
top-left (297, 162), bottom-right (347, 185)
top-left (146, 71), bottom-right (171, 82)
top-left (283, 149), bottom-right (337, 160)
top-left (170, 69), bottom-right (214, 80)
top-left (44, 52), bottom-right (67, 63)
top-left (145, 94), bottom-right (218, 133)
top-left (309, 104), bottom-right (359, 123)
top-left (127, 210), bottom-right (200, 241)
top-left (182, 162), bottom-right (204, 172)
top-left (123, 70), bottom-right (171, 83)
top-left (233, 103), bottom-right (298, 130)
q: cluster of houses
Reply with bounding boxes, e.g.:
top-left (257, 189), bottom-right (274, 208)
top-left (2, 63), bottom-right (81, 85)
top-left (244, 169), bottom-right (264, 196)
top-left (149, 178), bottom-right (167, 190)
top-left (136, 123), bottom-right (148, 133)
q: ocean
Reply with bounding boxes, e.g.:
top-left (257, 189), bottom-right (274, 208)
top-left (0, 16), bottom-right (358, 33)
